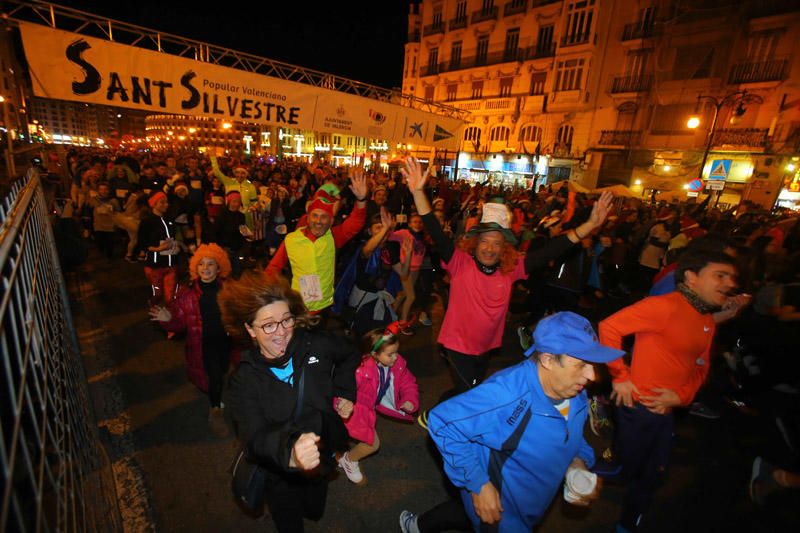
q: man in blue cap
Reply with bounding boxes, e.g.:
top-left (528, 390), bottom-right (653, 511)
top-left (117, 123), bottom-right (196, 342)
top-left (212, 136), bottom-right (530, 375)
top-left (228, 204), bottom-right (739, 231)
top-left (400, 312), bottom-right (624, 533)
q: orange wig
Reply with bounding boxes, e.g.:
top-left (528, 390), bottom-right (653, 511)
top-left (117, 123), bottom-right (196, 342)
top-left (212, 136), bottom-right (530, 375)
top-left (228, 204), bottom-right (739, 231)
top-left (188, 243), bottom-right (232, 280)
top-left (457, 234), bottom-right (519, 274)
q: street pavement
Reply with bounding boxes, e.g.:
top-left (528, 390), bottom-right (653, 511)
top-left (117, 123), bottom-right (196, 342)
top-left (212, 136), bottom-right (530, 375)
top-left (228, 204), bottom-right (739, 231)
top-left (68, 251), bottom-right (796, 532)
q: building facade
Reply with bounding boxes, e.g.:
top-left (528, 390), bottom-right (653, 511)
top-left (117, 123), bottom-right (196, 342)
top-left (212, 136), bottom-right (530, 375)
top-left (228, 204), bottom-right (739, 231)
top-left (28, 98), bottom-right (147, 145)
top-left (403, 0), bottom-right (800, 209)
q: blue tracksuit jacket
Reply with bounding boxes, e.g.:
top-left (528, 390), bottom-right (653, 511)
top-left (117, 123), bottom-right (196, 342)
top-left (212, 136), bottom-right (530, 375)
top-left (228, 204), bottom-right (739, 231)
top-left (428, 358), bottom-right (595, 532)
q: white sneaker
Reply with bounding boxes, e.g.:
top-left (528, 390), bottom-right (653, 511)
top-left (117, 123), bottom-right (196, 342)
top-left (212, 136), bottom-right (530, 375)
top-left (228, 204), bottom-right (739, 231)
top-left (338, 452), bottom-right (364, 484)
top-left (399, 510), bottom-right (420, 533)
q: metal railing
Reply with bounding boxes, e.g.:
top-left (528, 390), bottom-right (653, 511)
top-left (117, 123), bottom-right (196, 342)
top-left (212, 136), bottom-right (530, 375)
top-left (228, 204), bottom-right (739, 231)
top-left (526, 42), bottom-right (556, 59)
top-left (423, 21), bottom-right (445, 36)
top-left (561, 31), bottom-right (591, 47)
top-left (504, 1), bottom-right (528, 17)
top-left (712, 128), bottom-right (769, 147)
top-left (0, 169), bottom-right (120, 532)
top-left (3, 0), bottom-right (468, 121)
top-left (421, 47), bottom-right (540, 76)
top-left (471, 6), bottom-right (499, 23)
top-left (598, 130), bottom-right (641, 146)
top-left (449, 16), bottom-right (468, 30)
top-left (621, 22), bottom-right (657, 41)
top-left (727, 59), bottom-right (787, 84)
top-left (611, 74), bottom-right (653, 93)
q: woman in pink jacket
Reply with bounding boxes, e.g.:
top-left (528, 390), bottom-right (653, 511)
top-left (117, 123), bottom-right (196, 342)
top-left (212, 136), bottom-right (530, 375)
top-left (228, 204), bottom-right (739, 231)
top-left (338, 323), bottom-right (419, 484)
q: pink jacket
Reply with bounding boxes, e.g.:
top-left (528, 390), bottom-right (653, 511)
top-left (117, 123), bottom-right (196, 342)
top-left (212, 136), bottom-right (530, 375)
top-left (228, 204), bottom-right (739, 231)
top-left (342, 354), bottom-right (419, 445)
top-left (160, 280), bottom-right (240, 392)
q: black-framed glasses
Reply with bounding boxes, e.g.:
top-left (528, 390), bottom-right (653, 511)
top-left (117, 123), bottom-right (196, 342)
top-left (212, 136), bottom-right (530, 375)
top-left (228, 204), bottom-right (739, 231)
top-left (257, 316), bottom-right (296, 334)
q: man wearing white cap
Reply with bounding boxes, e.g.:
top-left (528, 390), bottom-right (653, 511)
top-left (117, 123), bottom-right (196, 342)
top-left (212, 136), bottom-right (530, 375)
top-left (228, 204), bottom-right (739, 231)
top-left (400, 312), bottom-right (624, 532)
top-left (400, 157), bottom-right (613, 412)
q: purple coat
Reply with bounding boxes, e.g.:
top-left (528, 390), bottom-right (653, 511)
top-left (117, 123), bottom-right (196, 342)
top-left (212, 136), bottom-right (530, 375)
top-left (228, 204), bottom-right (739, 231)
top-left (160, 280), bottom-right (240, 392)
top-left (342, 354), bottom-right (419, 445)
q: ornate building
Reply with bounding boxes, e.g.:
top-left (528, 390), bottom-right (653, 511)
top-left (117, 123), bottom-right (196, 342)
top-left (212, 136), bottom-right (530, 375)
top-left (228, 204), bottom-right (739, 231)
top-left (403, 0), bottom-right (800, 209)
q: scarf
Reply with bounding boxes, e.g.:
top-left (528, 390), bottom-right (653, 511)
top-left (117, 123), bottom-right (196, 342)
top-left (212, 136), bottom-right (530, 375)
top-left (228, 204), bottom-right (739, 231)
top-left (677, 283), bottom-right (720, 314)
top-left (473, 255), bottom-right (498, 275)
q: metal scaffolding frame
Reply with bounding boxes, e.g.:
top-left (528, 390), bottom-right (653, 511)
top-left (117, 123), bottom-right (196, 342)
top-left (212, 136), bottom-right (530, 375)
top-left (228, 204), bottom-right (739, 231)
top-left (3, 0), bottom-right (470, 121)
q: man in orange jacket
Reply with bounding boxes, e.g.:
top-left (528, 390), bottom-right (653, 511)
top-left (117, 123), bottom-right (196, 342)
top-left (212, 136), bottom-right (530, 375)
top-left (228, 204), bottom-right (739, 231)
top-left (599, 246), bottom-right (738, 532)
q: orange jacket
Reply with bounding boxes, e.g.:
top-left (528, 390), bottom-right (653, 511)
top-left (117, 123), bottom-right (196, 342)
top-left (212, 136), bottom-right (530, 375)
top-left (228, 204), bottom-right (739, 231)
top-left (599, 291), bottom-right (715, 406)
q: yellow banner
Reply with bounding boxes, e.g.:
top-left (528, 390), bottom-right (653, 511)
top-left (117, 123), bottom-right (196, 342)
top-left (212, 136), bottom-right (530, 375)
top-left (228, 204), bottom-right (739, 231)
top-left (19, 22), bottom-right (463, 148)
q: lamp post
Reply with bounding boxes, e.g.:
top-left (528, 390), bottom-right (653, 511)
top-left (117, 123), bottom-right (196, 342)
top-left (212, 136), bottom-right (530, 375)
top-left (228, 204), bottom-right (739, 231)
top-left (686, 90), bottom-right (763, 193)
top-left (0, 96), bottom-right (15, 177)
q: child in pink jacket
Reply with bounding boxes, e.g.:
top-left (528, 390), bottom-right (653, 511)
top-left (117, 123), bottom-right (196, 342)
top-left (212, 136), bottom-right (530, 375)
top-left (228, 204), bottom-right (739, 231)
top-left (338, 323), bottom-right (419, 484)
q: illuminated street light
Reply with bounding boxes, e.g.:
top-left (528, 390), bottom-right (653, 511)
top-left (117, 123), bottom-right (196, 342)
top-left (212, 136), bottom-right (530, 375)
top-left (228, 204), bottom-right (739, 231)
top-left (634, 179), bottom-right (642, 186)
top-left (687, 116), bottom-right (700, 129)
top-left (188, 127), bottom-right (197, 134)
top-left (222, 122), bottom-right (232, 130)
top-left (788, 163), bottom-right (797, 172)
top-left (663, 165), bottom-right (671, 172)
top-left (683, 183), bottom-right (690, 190)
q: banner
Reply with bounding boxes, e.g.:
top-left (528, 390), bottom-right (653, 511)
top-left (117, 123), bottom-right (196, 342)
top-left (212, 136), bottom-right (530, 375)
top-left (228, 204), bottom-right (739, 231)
top-left (19, 22), bottom-right (463, 149)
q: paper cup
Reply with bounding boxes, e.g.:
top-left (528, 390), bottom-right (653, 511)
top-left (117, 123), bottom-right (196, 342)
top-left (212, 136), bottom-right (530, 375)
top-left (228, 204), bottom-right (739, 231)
top-left (564, 468), bottom-right (597, 503)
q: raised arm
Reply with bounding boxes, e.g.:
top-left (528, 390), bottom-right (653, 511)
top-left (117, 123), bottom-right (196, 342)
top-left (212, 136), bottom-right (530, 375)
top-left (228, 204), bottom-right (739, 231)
top-left (361, 207), bottom-right (393, 258)
top-left (401, 157), bottom-right (455, 262)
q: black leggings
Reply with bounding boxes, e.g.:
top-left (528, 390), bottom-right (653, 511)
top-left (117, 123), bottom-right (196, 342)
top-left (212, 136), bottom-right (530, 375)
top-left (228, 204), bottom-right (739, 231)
top-left (203, 342), bottom-right (230, 407)
top-left (438, 347), bottom-right (489, 404)
top-left (264, 475), bottom-right (327, 532)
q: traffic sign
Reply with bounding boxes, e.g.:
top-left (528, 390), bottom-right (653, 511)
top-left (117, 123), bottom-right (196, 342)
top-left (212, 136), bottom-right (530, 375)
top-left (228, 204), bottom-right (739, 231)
top-left (705, 180), bottom-right (725, 191)
top-left (688, 178), bottom-right (703, 192)
top-left (708, 159), bottom-right (731, 180)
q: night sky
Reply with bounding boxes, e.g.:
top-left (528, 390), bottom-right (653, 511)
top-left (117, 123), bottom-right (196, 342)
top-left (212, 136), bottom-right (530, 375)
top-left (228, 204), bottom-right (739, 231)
top-left (52, 0), bottom-right (411, 89)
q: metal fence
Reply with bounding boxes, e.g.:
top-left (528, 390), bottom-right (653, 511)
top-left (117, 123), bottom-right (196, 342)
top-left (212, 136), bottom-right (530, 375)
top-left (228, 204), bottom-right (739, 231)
top-left (0, 170), bottom-right (120, 532)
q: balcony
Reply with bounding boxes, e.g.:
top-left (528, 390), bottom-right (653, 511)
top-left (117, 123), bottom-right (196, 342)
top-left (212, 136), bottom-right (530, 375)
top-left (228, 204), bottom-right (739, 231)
top-left (621, 22), bottom-right (656, 41)
top-left (421, 62), bottom-right (443, 77)
top-left (531, 0), bottom-right (560, 6)
top-left (712, 128), bottom-right (769, 148)
top-left (450, 97), bottom-right (515, 114)
top-left (423, 22), bottom-right (445, 37)
top-left (408, 30), bottom-right (420, 43)
top-left (561, 32), bottom-right (591, 47)
top-left (598, 130), bottom-right (641, 146)
top-left (448, 16), bottom-right (468, 31)
top-left (471, 6), bottom-right (499, 24)
top-left (504, 1), bottom-right (528, 17)
top-left (526, 42), bottom-right (556, 59)
top-left (611, 74), bottom-right (653, 93)
top-left (728, 59), bottom-right (787, 84)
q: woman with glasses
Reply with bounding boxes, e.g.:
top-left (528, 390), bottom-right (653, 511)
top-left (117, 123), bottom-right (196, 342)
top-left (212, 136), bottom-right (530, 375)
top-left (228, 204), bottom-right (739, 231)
top-left (220, 271), bottom-right (359, 532)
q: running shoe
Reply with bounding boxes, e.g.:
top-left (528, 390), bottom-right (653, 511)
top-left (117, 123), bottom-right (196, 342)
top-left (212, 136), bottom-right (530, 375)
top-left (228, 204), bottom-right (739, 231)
top-left (417, 409), bottom-right (429, 431)
top-left (399, 510), bottom-right (420, 533)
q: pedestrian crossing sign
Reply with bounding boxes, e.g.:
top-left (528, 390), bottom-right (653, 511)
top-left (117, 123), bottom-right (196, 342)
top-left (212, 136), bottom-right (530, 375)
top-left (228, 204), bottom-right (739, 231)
top-left (708, 159), bottom-right (731, 180)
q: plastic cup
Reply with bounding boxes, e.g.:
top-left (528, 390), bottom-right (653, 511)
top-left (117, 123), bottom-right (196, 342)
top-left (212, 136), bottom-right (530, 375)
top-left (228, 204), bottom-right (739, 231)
top-left (563, 468), bottom-right (597, 503)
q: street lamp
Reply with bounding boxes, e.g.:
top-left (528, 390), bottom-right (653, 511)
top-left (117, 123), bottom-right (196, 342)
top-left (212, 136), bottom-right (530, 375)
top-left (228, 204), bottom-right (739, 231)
top-left (687, 91), bottom-right (763, 205)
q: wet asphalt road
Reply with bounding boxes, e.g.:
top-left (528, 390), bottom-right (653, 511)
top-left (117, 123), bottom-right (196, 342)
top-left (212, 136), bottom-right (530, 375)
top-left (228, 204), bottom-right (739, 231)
top-left (70, 252), bottom-right (797, 532)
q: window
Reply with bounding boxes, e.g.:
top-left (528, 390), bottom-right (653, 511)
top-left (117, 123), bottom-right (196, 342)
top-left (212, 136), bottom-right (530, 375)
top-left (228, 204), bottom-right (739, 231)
top-left (464, 126), bottom-right (482, 143)
top-left (471, 81), bottom-right (484, 99)
top-left (433, 8), bottom-right (442, 27)
top-left (625, 49), bottom-right (649, 78)
top-left (530, 72), bottom-right (546, 95)
top-left (556, 125), bottom-right (574, 152)
top-left (489, 125), bottom-right (511, 142)
top-left (499, 78), bottom-right (513, 97)
top-left (333, 135), bottom-right (341, 145)
top-left (476, 36), bottom-right (490, 65)
top-left (519, 124), bottom-right (543, 143)
top-left (427, 48), bottom-right (440, 74)
top-left (563, 0), bottom-right (594, 45)
top-left (425, 85), bottom-right (435, 101)
top-left (451, 41), bottom-right (463, 69)
top-left (455, 0), bottom-right (467, 20)
top-left (747, 31), bottom-right (780, 62)
top-left (548, 166), bottom-right (572, 181)
top-left (504, 28), bottom-right (520, 60)
top-left (446, 84), bottom-right (458, 101)
top-left (536, 25), bottom-right (554, 54)
top-left (482, 0), bottom-right (495, 11)
top-left (555, 58), bottom-right (585, 91)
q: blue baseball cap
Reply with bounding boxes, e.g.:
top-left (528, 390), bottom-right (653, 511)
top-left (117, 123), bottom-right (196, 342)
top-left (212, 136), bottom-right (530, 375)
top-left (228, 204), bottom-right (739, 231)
top-left (523, 312), bottom-right (625, 363)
